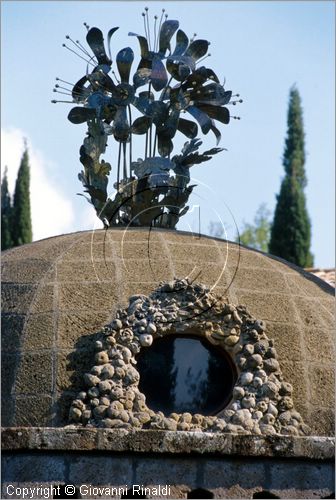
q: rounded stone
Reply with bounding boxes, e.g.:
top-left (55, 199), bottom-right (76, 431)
top-left (249, 354), bottom-right (263, 368)
top-left (263, 358), bottom-right (280, 373)
top-left (95, 351), bottom-right (109, 365)
top-left (224, 335), bottom-right (240, 346)
top-left (84, 374), bottom-right (100, 388)
top-left (139, 333), bottom-right (153, 347)
top-left (240, 372), bottom-right (254, 385)
top-left (233, 386), bottom-right (245, 399)
top-left (111, 319), bottom-right (123, 330)
top-left (147, 323), bottom-right (157, 334)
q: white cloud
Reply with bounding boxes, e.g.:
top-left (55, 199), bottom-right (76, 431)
top-left (1, 127), bottom-right (78, 242)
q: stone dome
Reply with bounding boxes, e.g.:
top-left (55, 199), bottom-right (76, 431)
top-left (1, 228), bottom-right (334, 435)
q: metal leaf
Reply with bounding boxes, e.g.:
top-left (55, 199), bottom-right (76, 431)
top-left (107, 27), bottom-right (119, 61)
top-left (149, 101), bottom-right (167, 126)
top-left (158, 134), bottom-right (174, 157)
top-left (163, 108), bottom-right (180, 138)
top-left (177, 118), bottom-right (198, 138)
top-left (159, 20), bottom-right (179, 55)
top-left (132, 116), bottom-right (152, 134)
top-left (68, 107), bottom-right (96, 124)
top-left (166, 60), bottom-right (190, 82)
top-left (203, 147), bottom-right (225, 155)
top-left (210, 121), bottom-right (222, 145)
top-left (197, 104), bottom-right (230, 124)
top-left (133, 95), bottom-right (152, 115)
top-left (116, 47), bottom-right (134, 83)
top-left (151, 55), bottom-right (168, 91)
top-left (86, 27), bottom-right (110, 65)
top-left (193, 84), bottom-right (232, 106)
top-left (133, 67), bottom-right (151, 88)
top-left (72, 76), bottom-right (90, 101)
top-left (186, 105), bottom-right (212, 134)
top-left (183, 66), bottom-right (209, 89)
top-left (128, 32), bottom-right (149, 58)
top-left (172, 29), bottom-right (189, 56)
top-left (113, 107), bottom-right (130, 142)
top-left (185, 39), bottom-right (209, 61)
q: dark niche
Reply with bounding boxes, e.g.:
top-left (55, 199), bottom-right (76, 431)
top-left (137, 335), bottom-right (237, 416)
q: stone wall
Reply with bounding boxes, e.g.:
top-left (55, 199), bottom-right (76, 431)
top-left (2, 429), bottom-right (335, 499)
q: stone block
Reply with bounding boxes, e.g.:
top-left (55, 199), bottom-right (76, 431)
top-left (56, 349), bottom-right (95, 392)
top-left (15, 352), bottom-right (53, 394)
top-left (56, 260), bottom-right (117, 283)
top-left (121, 258), bottom-right (174, 283)
top-left (69, 455), bottom-right (132, 485)
top-left (58, 282), bottom-right (120, 311)
top-left (30, 285), bottom-right (55, 313)
top-left (1, 314), bottom-right (25, 352)
top-left (1, 284), bottom-right (37, 314)
top-left (24, 313), bottom-right (54, 350)
top-left (294, 296), bottom-right (333, 330)
top-left (309, 366), bottom-right (335, 407)
top-left (265, 322), bottom-right (303, 362)
top-left (2, 454), bottom-right (65, 482)
top-left (305, 328), bottom-right (335, 363)
top-left (135, 456), bottom-right (198, 489)
top-left (308, 407), bottom-right (335, 437)
top-left (57, 311), bottom-right (110, 349)
top-left (235, 290), bottom-right (297, 322)
top-left (14, 395), bottom-right (53, 426)
top-left (1, 258), bottom-right (54, 284)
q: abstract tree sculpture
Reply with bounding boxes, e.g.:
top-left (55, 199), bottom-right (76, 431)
top-left (53, 9), bottom-right (242, 228)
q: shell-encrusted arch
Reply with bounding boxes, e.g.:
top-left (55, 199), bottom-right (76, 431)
top-left (69, 279), bottom-right (309, 436)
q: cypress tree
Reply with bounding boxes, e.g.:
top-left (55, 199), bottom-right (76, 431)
top-left (269, 86), bottom-right (313, 267)
top-left (1, 166), bottom-right (13, 250)
top-left (12, 143), bottom-right (33, 246)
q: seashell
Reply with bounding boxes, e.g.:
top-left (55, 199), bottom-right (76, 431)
top-left (256, 401), bottom-right (268, 413)
top-left (95, 341), bottom-right (103, 350)
top-left (233, 386), bottom-right (245, 399)
top-left (281, 425), bottom-right (299, 436)
top-left (278, 396), bottom-right (294, 411)
top-left (252, 410), bottom-right (263, 421)
top-left (72, 399), bottom-right (85, 411)
top-left (99, 396), bottom-right (110, 406)
top-left (134, 411), bottom-right (151, 424)
top-left (82, 410), bottom-right (91, 422)
top-left (254, 320), bottom-right (266, 333)
top-left (90, 398), bottom-right (100, 407)
top-left (261, 413), bottom-right (275, 425)
top-left (77, 391), bottom-right (87, 400)
top-left (261, 381), bottom-right (278, 399)
top-left (259, 423), bottom-right (276, 435)
top-left (101, 418), bottom-right (125, 428)
top-left (255, 369), bottom-right (267, 381)
top-left (114, 367), bottom-right (126, 379)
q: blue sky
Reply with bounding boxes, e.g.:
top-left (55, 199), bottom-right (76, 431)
top-left (1, 1), bottom-right (335, 266)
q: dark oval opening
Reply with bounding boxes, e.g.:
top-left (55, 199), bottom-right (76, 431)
top-left (137, 335), bottom-right (237, 416)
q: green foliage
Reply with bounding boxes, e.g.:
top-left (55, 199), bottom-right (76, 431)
top-left (269, 86), bottom-right (313, 267)
top-left (283, 86), bottom-right (306, 188)
top-left (1, 167), bottom-right (13, 250)
top-left (238, 204), bottom-right (271, 252)
top-left (270, 177), bottom-right (313, 267)
top-left (12, 146), bottom-right (33, 247)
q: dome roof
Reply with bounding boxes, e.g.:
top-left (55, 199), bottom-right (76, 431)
top-left (1, 229), bottom-right (334, 435)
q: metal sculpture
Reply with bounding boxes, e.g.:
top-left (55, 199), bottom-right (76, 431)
top-left (52, 9), bottom-right (242, 228)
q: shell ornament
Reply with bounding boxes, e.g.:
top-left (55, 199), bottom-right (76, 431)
top-left (53, 8), bottom-right (242, 228)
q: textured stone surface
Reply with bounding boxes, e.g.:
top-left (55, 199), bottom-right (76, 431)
top-left (1, 428), bottom-right (334, 459)
top-left (1, 445), bottom-right (334, 499)
top-left (1, 228), bottom-right (334, 433)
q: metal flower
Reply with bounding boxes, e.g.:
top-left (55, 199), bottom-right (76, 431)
top-left (53, 11), bottom-right (241, 229)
